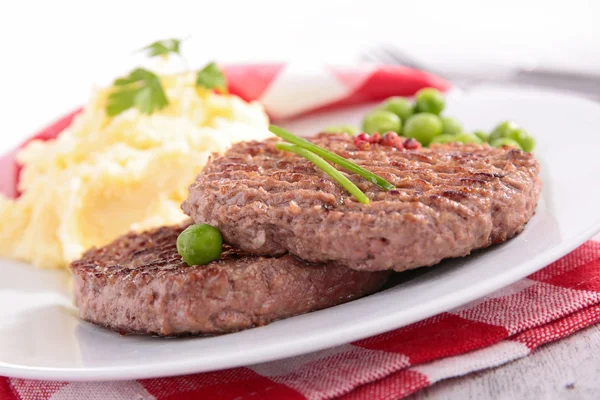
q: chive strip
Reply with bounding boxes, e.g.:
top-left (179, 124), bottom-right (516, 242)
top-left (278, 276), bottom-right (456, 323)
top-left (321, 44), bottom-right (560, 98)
top-left (269, 125), bottom-right (395, 191)
top-left (275, 143), bottom-right (370, 205)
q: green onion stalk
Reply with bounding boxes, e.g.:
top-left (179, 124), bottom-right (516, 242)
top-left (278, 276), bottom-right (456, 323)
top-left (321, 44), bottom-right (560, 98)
top-left (275, 143), bottom-right (370, 205)
top-left (269, 125), bottom-right (395, 191)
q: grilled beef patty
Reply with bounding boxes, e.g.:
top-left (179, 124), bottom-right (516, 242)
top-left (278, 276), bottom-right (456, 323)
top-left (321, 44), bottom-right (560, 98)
top-left (71, 223), bottom-right (390, 336)
top-left (183, 133), bottom-right (542, 272)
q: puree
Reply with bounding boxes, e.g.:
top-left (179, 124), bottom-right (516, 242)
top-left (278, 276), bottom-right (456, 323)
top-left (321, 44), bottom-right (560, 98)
top-left (0, 72), bottom-right (270, 269)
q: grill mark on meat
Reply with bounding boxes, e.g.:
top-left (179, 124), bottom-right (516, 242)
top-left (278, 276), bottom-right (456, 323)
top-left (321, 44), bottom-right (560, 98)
top-left (70, 223), bottom-right (390, 336)
top-left (182, 133), bottom-right (541, 272)
top-left (441, 190), bottom-right (470, 202)
top-left (458, 177), bottom-right (490, 186)
top-left (473, 172), bottom-right (506, 179)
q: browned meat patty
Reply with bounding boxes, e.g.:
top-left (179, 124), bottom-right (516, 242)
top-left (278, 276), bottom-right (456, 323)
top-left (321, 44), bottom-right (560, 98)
top-left (70, 223), bottom-right (390, 336)
top-left (183, 133), bottom-right (541, 272)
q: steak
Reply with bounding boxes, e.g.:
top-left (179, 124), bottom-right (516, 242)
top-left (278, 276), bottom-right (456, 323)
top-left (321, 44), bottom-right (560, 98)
top-left (183, 133), bottom-right (541, 272)
top-left (70, 223), bottom-right (390, 336)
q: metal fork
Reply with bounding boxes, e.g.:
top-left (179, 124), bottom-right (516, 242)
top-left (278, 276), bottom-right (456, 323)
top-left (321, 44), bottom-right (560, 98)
top-left (362, 45), bottom-right (600, 100)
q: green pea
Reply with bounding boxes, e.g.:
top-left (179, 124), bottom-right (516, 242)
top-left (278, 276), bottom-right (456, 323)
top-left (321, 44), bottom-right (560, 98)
top-left (507, 129), bottom-right (535, 152)
top-left (490, 137), bottom-right (523, 150)
top-left (519, 135), bottom-right (536, 152)
top-left (362, 109), bottom-right (401, 134)
top-left (441, 116), bottom-right (463, 135)
top-left (403, 113), bottom-right (443, 146)
top-left (323, 125), bottom-right (358, 135)
top-left (177, 224), bottom-right (223, 266)
top-left (432, 133), bottom-right (483, 145)
top-left (489, 120), bottom-right (519, 143)
top-left (414, 88), bottom-right (445, 115)
top-left (454, 133), bottom-right (484, 144)
top-left (473, 130), bottom-right (489, 143)
top-left (430, 134), bottom-right (461, 145)
top-left (381, 97), bottom-right (414, 121)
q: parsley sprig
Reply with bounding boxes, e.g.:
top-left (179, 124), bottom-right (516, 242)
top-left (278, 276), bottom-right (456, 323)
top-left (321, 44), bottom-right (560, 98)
top-left (140, 38), bottom-right (182, 58)
top-left (196, 62), bottom-right (227, 93)
top-left (106, 68), bottom-right (169, 116)
top-left (105, 38), bottom-right (228, 116)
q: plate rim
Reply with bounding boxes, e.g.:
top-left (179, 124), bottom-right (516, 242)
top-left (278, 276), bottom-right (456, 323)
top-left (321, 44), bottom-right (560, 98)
top-left (2, 221), bottom-right (600, 382)
top-left (1, 85), bottom-right (600, 381)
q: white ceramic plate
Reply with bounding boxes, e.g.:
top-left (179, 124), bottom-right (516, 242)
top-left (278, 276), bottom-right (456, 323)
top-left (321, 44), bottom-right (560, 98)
top-left (2, 85), bottom-right (600, 381)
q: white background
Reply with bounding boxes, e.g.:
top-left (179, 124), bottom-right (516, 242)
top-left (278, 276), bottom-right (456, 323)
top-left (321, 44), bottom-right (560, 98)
top-left (0, 0), bottom-right (599, 148)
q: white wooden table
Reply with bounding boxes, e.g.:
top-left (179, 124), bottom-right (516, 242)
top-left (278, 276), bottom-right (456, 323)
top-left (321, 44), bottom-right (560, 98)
top-left (408, 324), bottom-right (600, 399)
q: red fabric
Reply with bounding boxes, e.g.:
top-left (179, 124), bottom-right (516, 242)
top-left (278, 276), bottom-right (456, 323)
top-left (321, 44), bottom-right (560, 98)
top-left (0, 378), bottom-right (17, 400)
top-left (531, 251), bottom-right (600, 292)
top-left (288, 65), bottom-right (450, 120)
top-left (2, 380), bottom-right (66, 400)
top-left (514, 304), bottom-right (600, 350)
top-left (330, 65), bottom-right (450, 106)
top-left (223, 63), bottom-right (285, 103)
top-left (141, 368), bottom-right (304, 400)
top-left (354, 314), bottom-right (508, 364)
top-left (339, 370), bottom-right (430, 400)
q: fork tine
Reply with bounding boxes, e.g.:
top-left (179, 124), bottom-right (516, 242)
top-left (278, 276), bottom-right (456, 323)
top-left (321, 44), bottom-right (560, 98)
top-left (360, 47), bottom-right (393, 64)
top-left (361, 46), bottom-right (425, 70)
top-left (366, 45), bottom-right (449, 79)
top-left (378, 46), bottom-right (424, 70)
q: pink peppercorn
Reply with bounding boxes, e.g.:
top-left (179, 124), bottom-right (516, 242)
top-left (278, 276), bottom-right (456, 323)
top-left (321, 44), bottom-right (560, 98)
top-left (393, 138), bottom-right (404, 150)
top-left (355, 140), bottom-right (370, 150)
top-left (403, 138), bottom-right (421, 150)
top-left (381, 132), bottom-right (399, 147)
top-left (354, 133), bottom-right (371, 149)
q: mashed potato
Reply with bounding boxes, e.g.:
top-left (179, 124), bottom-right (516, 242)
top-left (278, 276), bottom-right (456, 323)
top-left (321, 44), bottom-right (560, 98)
top-left (0, 72), bottom-right (271, 269)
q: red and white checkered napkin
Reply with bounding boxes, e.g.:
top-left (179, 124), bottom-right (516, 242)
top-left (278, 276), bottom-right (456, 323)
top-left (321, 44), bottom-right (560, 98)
top-left (2, 238), bottom-right (600, 400)
top-left (1, 64), bottom-right (599, 400)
